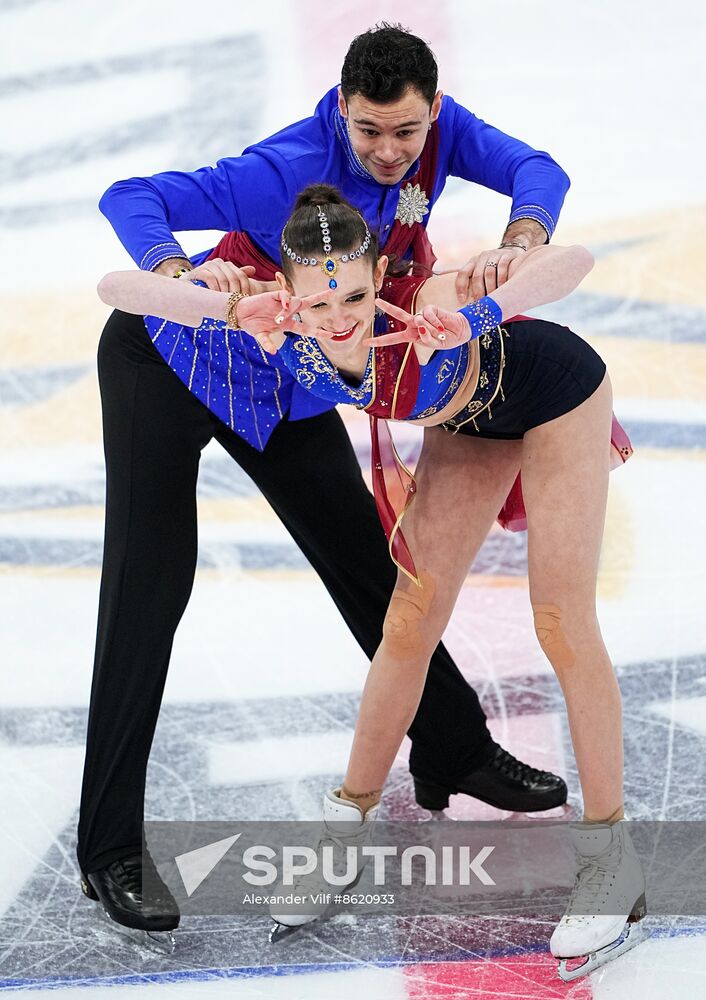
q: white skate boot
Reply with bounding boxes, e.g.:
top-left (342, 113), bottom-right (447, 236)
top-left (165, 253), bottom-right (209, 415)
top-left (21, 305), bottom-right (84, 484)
top-left (269, 789), bottom-right (379, 941)
top-left (551, 820), bottom-right (648, 981)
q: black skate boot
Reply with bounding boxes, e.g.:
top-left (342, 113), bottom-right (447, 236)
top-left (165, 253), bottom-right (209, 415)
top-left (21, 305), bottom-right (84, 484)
top-left (413, 743), bottom-right (568, 814)
top-left (81, 852), bottom-right (179, 954)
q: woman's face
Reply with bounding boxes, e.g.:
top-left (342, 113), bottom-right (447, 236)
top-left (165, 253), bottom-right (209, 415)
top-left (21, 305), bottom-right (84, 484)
top-left (280, 253), bottom-right (387, 358)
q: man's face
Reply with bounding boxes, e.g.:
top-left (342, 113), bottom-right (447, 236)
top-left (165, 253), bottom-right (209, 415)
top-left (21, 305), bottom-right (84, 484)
top-left (338, 87), bottom-right (442, 186)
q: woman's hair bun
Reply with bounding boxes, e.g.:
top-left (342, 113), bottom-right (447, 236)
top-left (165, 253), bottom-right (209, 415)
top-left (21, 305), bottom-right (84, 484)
top-left (293, 183), bottom-right (347, 212)
top-left (281, 182), bottom-right (379, 278)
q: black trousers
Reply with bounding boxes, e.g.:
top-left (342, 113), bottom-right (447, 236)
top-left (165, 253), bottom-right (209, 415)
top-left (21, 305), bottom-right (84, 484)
top-left (76, 311), bottom-right (493, 873)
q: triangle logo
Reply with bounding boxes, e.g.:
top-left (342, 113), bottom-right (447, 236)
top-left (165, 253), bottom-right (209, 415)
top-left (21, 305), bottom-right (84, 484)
top-left (174, 833), bottom-right (242, 896)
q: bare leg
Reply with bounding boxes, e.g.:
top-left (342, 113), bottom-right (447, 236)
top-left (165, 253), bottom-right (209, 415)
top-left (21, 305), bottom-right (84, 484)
top-left (341, 428), bottom-right (523, 811)
top-left (521, 373), bottom-right (622, 820)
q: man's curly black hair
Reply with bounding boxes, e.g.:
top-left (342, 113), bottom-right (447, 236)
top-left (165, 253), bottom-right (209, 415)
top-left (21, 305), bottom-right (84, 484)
top-left (340, 23), bottom-right (438, 106)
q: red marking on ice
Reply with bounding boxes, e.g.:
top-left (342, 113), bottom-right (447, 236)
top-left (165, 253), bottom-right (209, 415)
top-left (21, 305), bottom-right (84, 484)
top-left (403, 957), bottom-right (594, 998)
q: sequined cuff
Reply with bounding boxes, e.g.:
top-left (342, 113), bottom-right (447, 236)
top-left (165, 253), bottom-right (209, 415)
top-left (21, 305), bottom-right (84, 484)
top-left (458, 297), bottom-right (503, 341)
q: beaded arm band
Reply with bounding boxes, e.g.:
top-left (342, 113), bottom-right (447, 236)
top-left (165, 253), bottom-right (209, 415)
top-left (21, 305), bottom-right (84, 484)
top-left (458, 297), bottom-right (503, 341)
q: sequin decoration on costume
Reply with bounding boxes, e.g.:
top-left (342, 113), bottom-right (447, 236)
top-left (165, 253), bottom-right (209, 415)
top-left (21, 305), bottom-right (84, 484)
top-left (442, 325), bottom-right (509, 432)
top-left (436, 359), bottom-right (454, 384)
top-left (394, 183), bottom-right (430, 227)
top-left (409, 345), bottom-right (470, 420)
top-left (283, 334), bottom-right (375, 406)
top-left (144, 314), bottom-right (293, 452)
top-left (458, 297), bottom-right (504, 342)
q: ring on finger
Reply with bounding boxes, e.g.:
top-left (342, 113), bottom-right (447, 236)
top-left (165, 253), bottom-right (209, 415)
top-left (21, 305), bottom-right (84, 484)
top-left (484, 260), bottom-right (498, 268)
top-left (437, 332), bottom-right (446, 342)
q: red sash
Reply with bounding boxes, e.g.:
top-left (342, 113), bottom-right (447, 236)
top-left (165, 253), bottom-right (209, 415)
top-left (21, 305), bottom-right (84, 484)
top-left (366, 289), bottom-right (424, 584)
top-left (206, 230), bottom-right (279, 279)
top-left (381, 121), bottom-right (439, 273)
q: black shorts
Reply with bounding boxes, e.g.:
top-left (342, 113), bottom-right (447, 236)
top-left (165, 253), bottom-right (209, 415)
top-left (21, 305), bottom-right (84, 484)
top-left (456, 318), bottom-right (607, 440)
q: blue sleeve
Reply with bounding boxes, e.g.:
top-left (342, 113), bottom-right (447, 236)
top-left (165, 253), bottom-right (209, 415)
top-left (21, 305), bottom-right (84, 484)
top-left (98, 151), bottom-right (297, 271)
top-left (445, 97), bottom-right (570, 240)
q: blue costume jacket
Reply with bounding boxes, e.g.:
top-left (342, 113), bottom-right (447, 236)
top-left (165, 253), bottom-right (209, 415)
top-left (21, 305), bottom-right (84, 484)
top-left (101, 86), bottom-right (570, 450)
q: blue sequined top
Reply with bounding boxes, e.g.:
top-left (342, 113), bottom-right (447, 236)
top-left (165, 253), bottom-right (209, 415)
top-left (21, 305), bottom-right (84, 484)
top-left (143, 311), bottom-right (303, 451)
top-left (143, 295), bottom-right (501, 442)
top-left (276, 312), bottom-right (473, 419)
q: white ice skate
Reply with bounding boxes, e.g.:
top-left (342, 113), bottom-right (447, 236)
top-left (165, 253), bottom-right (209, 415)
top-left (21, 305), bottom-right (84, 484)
top-left (550, 821), bottom-right (648, 981)
top-left (269, 789), bottom-right (379, 941)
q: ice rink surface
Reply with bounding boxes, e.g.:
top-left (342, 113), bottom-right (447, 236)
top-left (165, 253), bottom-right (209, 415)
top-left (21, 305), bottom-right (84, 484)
top-left (1, 0), bottom-right (706, 996)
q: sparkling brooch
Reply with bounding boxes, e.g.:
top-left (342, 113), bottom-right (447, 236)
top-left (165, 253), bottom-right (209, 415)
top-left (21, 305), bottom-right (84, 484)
top-left (394, 183), bottom-right (430, 227)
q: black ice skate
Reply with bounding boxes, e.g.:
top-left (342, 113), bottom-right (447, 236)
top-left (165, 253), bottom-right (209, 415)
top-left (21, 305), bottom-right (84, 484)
top-left (81, 852), bottom-right (179, 954)
top-left (413, 744), bottom-right (568, 815)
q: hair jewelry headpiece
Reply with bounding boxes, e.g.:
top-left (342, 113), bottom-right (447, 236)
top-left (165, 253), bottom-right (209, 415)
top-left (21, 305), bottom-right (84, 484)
top-left (281, 205), bottom-right (371, 289)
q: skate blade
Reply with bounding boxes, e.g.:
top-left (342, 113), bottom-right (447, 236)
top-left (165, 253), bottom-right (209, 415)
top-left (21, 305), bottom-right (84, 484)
top-left (269, 920), bottom-right (306, 943)
top-left (424, 808), bottom-right (455, 821)
top-left (504, 804), bottom-right (577, 822)
top-left (424, 804), bottom-right (574, 823)
top-left (557, 921), bottom-right (650, 982)
top-left (268, 866), bottom-right (369, 944)
top-left (96, 906), bottom-right (177, 956)
top-left (268, 899), bottom-right (343, 943)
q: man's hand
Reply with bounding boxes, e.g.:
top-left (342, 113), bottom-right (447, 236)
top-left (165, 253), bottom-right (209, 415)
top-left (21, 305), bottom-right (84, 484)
top-left (368, 299), bottom-right (471, 349)
top-left (454, 218), bottom-right (548, 302)
top-left (179, 259), bottom-right (263, 294)
top-left (454, 245), bottom-right (527, 303)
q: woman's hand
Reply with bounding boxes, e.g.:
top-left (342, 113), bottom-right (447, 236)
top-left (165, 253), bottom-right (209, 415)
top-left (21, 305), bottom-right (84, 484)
top-left (367, 299), bottom-right (472, 349)
top-left (235, 288), bottom-right (336, 355)
top-left (182, 259), bottom-right (273, 295)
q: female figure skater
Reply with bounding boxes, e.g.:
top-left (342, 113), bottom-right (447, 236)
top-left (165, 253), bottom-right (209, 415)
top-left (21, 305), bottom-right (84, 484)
top-left (97, 184), bottom-right (645, 980)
